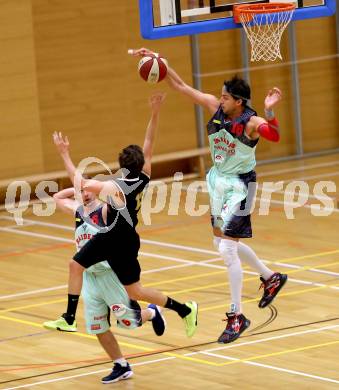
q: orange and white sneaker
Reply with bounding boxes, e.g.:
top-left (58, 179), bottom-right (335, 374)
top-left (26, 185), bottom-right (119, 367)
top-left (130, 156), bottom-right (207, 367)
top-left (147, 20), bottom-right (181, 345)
top-left (258, 273), bottom-right (288, 308)
top-left (217, 312), bottom-right (250, 344)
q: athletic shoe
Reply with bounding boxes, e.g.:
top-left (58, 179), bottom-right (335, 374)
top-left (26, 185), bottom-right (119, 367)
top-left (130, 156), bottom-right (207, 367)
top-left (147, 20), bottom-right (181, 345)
top-left (101, 363), bottom-right (133, 384)
top-left (218, 312), bottom-right (250, 344)
top-left (148, 304), bottom-right (166, 336)
top-left (183, 301), bottom-right (198, 337)
top-left (43, 315), bottom-right (77, 332)
top-left (258, 272), bottom-right (288, 308)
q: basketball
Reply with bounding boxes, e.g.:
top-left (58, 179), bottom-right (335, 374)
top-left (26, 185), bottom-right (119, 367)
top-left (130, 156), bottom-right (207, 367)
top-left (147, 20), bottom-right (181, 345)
top-left (138, 54), bottom-right (168, 84)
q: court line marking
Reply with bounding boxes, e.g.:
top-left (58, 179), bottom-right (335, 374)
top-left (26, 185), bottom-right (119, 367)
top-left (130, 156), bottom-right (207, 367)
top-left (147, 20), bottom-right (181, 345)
top-left (2, 278), bottom-right (339, 328)
top-left (0, 242), bottom-right (73, 262)
top-left (0, 314), bottom-right (155, 353)
top-left (281, 171), bottom-right (339, 182)
top-left (2, 357), bottom-right (176, 390)
top-left (2, 257), bottom-right (339, 313)
top-left (0, 226), bottom-right (338, 302)
top-left (201, 351), bottom-right (339, 384)
top-left (200, 283), bottom-right (339, 313)
top-left (188, 324), bottom-right (339, 354)
top-left (1, 164), bottom-right (337, 385)
top-left (256, 160), bottom-right (339, 178)
top-left (2, 216), bottom-right (338, 265)
top-left (215, 339), bottom-right (339, 367)
top-left (0, 314), bottom-right (219, 370)
top-left (2, 324), bottom-right (339, 389)
top-left (0, 216), bottom-right (74, 231)
top-left (257, 197), bottom-right (339, 214)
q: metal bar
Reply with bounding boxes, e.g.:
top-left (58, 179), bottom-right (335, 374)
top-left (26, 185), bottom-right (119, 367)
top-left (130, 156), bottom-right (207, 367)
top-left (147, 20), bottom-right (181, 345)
top-left (288, 21), bottom-right (303, 155)
top-left (181, 7), bottom-right (211, 17)
top-left (210, 0), bottom-right (268, 13)
top-left (175, 0), bottom-right (182, 23)
top-left (190, 34), bottom-right (206, 148)
top-left (240, 29), bottom-right (251, 105)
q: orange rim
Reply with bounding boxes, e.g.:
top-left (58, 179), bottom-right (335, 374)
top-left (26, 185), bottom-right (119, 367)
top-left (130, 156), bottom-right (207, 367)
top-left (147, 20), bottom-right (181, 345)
top-left (234, 3), bottom-right (295, 23)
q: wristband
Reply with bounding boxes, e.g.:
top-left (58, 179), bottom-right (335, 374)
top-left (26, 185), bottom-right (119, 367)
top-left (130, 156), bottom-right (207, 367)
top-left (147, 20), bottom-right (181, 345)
top-left (264, 108), bottom-right (275, 120)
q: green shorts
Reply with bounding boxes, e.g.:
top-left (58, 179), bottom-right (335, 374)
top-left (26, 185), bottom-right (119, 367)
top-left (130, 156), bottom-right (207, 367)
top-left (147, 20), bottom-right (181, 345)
top-left (82, 267), bottom-right (142, 335)
top-left (206, 169), bottom-right (256, 238)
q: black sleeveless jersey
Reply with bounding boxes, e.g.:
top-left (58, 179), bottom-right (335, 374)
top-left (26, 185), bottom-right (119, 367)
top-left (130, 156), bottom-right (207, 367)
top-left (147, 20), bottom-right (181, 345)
top-left (106, 172), bottom-right (150, 233)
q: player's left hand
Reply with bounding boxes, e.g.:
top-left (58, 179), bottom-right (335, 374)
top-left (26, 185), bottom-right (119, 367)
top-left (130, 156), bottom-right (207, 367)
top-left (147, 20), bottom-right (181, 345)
top-left (128, 48), bottom-right (156, 57)
top-left (53, 131), bottom-right (70, 155)
top-left (149, 92), bottom-right (166, 113)
top-left (264, 87), bottom-right (282, 110)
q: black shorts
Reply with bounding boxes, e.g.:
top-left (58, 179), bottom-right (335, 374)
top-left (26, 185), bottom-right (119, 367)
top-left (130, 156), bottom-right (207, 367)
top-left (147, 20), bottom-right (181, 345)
top-left (73, 231), bottom-right (141, 285)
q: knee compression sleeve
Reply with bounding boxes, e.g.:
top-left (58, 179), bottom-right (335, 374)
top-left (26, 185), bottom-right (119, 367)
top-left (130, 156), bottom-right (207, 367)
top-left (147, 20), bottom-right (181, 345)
top-left (219, 239), bottom-right (239, 267)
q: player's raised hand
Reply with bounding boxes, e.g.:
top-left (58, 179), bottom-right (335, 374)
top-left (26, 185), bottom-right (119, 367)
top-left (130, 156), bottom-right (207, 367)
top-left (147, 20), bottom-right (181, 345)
top-left (149, 92), bottom-right (166, 113)
top-left (128, 48), bottom-right (156, 57)
top-left (264, 87), bottom-right (282, 110)
top-left (53, 131), bottom-right (70, 155)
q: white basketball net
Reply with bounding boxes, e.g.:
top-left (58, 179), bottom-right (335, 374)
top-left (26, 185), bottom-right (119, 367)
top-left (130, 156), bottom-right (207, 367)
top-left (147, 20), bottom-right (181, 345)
top-left (239, 8), bottom-right (295, 62)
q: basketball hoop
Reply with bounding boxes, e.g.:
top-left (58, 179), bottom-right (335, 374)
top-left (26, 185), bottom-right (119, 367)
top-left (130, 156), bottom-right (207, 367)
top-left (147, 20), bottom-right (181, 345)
top-left (234, 3), bottom-right (295, 62)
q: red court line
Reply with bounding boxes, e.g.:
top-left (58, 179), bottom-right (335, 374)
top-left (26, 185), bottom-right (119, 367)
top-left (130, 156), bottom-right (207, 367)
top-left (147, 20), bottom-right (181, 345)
top-left (0, 347), bottom-right (171, 373)
top-left (0, 242), bottom-right (73, 261)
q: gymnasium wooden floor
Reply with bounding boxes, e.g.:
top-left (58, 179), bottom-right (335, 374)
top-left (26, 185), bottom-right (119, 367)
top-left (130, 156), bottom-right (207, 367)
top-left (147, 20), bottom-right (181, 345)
top-left (1, 153), bottom-right (338, 389)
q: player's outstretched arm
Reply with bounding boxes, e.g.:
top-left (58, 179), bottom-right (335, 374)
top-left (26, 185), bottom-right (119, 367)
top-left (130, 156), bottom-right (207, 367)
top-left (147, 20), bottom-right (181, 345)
top-left (53, 132), bottom-right (124, 208)
top-left (142, 92), bottom-right (166, 176)
top-left (248, 87), bottom-right (282, 142)
top-left (53, 131), bottom-right (79, 185)
top-left (53, 188), bottom-right (78, 215)
top-left (129, 48), bottom-right (219, 115)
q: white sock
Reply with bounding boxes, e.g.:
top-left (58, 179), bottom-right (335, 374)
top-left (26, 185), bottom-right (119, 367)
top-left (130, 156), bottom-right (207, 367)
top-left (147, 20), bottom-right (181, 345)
top-left (219, 239), bottom-right (243, 313)
top-left (114, 358), bottom-right (128, 367)
top-left (147, 307), bottom-right (156, 320)
top-left (238, 242), bottom-right (274, 280)
top-left (213, 236), bottom-right (221, 251)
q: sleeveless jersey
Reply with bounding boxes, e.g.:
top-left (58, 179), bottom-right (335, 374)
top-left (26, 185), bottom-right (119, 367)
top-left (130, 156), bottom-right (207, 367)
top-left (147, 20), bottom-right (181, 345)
top-left (75, 206), bottom-right (111, 273)
top-left (106, 172), bottom-right (150, 233)
top-left (207, 106), bottom-right (258, 176)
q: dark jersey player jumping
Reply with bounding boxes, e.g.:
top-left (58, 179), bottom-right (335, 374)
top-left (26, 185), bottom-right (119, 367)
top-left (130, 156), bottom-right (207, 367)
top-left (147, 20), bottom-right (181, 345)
top-left (51, 93), bottom-right (198, 338)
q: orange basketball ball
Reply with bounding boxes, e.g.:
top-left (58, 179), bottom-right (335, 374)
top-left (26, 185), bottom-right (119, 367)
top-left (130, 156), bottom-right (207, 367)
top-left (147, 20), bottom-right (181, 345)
top-left (138, 54), bottom-right (168, 84)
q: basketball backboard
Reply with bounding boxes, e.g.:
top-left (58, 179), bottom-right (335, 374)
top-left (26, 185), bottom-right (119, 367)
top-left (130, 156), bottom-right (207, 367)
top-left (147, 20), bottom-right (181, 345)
top-left (139, 0), bottom-right (336, 39)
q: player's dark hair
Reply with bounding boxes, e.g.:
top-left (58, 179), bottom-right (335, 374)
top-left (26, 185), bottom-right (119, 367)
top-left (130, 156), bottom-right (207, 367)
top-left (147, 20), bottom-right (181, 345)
top-left (119, 145), bottom-right (145, 178)
top-left (224, 76), bottom-right (251, 106)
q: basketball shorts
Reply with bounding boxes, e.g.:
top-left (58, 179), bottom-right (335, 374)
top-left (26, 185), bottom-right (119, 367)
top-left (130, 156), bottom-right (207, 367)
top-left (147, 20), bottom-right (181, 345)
top-left (206, 170), bottom-right (256, 238)
top-left (82, 268), bottom-right (142, 335)
top-left (73, 230), bottom-right (141, 285)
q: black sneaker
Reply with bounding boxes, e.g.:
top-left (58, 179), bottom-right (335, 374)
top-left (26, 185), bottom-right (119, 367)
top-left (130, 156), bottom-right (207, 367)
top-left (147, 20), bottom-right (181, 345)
top-left (101, 363), bottom-right (133, 384)
top-left (218, 312), bottom-right (251, 344)
top-left (258, 272), bottom-right (288, 308)
top-left (148, 304), bottom-right (166, 336)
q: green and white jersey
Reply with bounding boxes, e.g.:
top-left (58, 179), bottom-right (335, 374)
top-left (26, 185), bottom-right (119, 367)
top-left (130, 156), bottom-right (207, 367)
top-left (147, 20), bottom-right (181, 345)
top-left (75, 206), bottom-right (111, 274)
top-left (207, 106), bottom-right (258, 176)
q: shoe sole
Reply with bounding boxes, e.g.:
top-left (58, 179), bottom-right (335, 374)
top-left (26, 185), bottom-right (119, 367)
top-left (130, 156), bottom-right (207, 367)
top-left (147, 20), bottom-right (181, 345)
top-left (186, 301), bottom-right (198, 338)
top-left (43, 324), bottom-right (77, 332)
top-left (217, 319), bottom-right (251, 344)
top-left (101, 371), bottom-right (133, 384)
top-left (153, 305), bottom-right (167, 336)
top-left (259, 274), bottom-right (288, 308)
